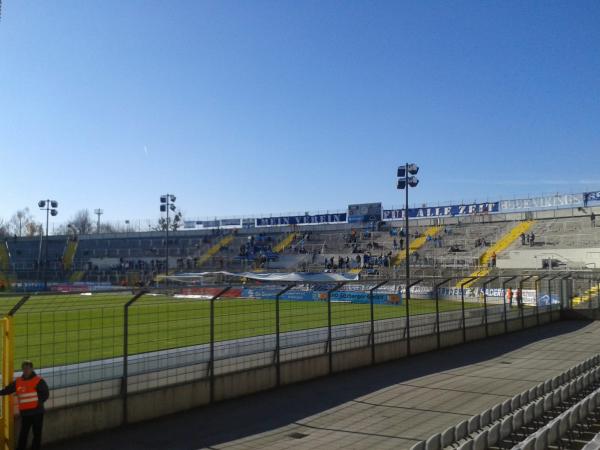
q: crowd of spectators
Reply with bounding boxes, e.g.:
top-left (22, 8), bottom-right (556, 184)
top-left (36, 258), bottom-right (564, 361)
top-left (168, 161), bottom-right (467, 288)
top-left (520, 232), bottom-right (536, 247)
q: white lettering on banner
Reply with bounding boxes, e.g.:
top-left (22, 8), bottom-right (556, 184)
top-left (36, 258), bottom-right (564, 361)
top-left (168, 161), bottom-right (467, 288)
top-left (383, 202), bottom-right (499, 220)
top-left (256, 213), bottom-right (347, 227)
top-left (500, 194), bottom-right (583, 211)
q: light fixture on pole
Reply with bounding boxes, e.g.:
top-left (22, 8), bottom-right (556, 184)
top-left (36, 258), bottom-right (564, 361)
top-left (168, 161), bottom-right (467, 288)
top-left (38, 199), bottom-right (58, 290)
top-left (94, 209), bottom-right (104, 234)
top-left (160, 194), bottom-right (177, 284)
top-left (396, 163), bottom-right (419, 354)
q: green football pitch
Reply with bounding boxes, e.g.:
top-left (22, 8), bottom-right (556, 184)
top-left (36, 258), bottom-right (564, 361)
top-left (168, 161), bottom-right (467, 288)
top-left (0, 293), bottom-right (483, 369)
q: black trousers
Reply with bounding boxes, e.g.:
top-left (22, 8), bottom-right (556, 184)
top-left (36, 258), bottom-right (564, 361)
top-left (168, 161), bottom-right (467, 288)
top-left (17, 413), bottom-right (43, 450)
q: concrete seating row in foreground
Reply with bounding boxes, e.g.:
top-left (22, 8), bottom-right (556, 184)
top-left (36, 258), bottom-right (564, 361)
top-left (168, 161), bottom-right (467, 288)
top-left (410, 354), bottom-right (600, 450)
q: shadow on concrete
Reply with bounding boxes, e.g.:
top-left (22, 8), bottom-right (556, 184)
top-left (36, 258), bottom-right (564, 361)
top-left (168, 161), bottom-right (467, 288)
top-left (47, 319), bottom-right (590, 450)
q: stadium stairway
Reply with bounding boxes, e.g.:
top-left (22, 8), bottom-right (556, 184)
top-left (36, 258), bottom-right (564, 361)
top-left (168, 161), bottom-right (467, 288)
top-left (273, 232), bottom-right (297, 253)
top-left (69, 271), bottom-right (86, 282)
top-left (0, 240), bottom-right (10, 272)
top-left (392, 226), bottom-right (442, 266)
top-left (457, 220), bottom-right (535, 288)
top-left (195, 234), bottom-right (234, 268)
top-left (62, 239), bottom-right (78, 271)
top-left (573, 285), bottom-right (600, 306)
top-left (0, 240), bottom-right (10, 289)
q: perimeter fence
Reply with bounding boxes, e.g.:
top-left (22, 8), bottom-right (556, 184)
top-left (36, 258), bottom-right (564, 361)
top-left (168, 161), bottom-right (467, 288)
top-left (0, 272), bottom-right (597, 448)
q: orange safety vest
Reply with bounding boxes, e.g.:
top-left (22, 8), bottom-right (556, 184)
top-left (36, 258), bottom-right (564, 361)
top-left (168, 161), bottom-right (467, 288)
top-left (15, 375), bottom-right (41, 411)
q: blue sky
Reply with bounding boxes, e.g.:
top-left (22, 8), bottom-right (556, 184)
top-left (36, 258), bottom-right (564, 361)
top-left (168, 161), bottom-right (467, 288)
top-left (1, 1), bottom-right (599, 224)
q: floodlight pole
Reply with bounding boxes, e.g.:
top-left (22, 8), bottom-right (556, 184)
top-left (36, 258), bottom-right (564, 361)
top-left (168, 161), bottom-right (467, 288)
top-left (94, 209), bottom-right (103, 234)
top-left (397, 163), bottom-right (419, 317)
top-left (166, 196), bottom-right (170, 285)
top-left (44, 202), bottom-right (50, 290)
top-left (404, 163), bottom-right (410, 305)
top-left (160, 194), bottom-right (176, 287)
top-left (38, 199), bottom-right (58, 290)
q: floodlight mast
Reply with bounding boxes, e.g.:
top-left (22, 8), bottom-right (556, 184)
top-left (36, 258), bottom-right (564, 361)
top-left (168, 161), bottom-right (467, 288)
top-left (396, 163), bottom-right (419, 320)
top-left (94, 209), bottom-right (104, 234)
top-left (38, 199), bottom-right (59, 290)
top-left (160, 194), bottom-right (177, 286)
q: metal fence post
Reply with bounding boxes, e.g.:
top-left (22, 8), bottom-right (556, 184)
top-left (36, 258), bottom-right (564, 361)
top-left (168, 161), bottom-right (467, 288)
top-left (548, 276), bottom-right (553, 316)
top-left (519, 277), bottom-right (525, 329)
top-left (519, 275), bottom-right (534, 329)
top-left (561, 276), bottom-right (568, 310)
top-left (434, 278), bottom-right (452, 349)
top-left (460, 278), bottom-right (477, 343)
top-left (535, 277), bottom-right (540, 325)
top-left (404, 279), bottom-right (423, 355)
top-left (535, 276), bottom-right (549, 326)
top-left (501, 276), bottom-right (516, 334)
top-left (327, 283), bottom-right (345, 375)
top-left (569, 277), bottom-right (574, 309)
top-left (482, 277), bottom-right (499, 338)
top-left (548, 273), bottom-right (563, 320)
top-left (1, 295), bottom-right (29, 450)
top-left (404, 278), bottom-right (410, 355)
top-left (369, 281), bottom-right (387, 365)
top-left (2, 316), bottom-right (14, 450)
top-left (275, 284), bottom-right (295, 387)
top-left (209, 286), bottom-right (231, 403)
top-left (122, 290), bottom-right (146, 424)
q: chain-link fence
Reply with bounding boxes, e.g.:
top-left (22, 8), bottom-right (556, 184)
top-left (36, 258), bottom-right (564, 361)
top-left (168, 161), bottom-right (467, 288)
top-left (0, 273), bottom-right (596, 443)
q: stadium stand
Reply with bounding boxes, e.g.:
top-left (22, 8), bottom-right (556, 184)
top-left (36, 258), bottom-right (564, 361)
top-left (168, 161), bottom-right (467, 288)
top-left (1, 201), bottom-right (598, 289)
top-left (62, 237), bottom-right (78, 271)
top-left (498, 216), bottom-right (600, 271)
top-left (195, 233), bottom-right (235, 268)
top-left (457, 221), bottom-right (535, 288)
top-left (412, 354), bottom-right (600, 450)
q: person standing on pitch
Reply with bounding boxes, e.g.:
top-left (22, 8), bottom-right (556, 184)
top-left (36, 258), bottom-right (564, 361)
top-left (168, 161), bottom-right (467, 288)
top-left (0, 360), bottom-right (49, 450)
top-left (516, 288), bottom-right (523, 309)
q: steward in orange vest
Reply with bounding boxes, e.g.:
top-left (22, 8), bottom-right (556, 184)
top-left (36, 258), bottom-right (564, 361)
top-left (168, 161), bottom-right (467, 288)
top-left (0, 360), bottom-right (49, 450)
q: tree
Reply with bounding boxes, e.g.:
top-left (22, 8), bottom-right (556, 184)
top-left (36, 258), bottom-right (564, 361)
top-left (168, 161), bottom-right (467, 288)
top-left (70, 209), bottom-right (94, 235)
top-left (153, 212), bottom-right (183, 232)
top-left (98, 222), bottom-right (118, 234)
top-left (0, 218), bottom-right (9, 237)
top-left (24, 221), bottom-right (42, 237)
top-left (10, 208), bottom-right (34, 237)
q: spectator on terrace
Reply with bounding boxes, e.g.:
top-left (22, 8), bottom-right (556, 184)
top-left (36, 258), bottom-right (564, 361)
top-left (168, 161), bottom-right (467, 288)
top-left (399, 238), bottom-right (404, 250)
top-left (529, 232), bottom-right (535, 247)
top-left (592, 212), bottom-right (596, 228)
top-left (516, 288), bottom-right (523, 309)
top-left (520, 233), bottom-right (526, 246)
top-left (393, 239), bottom-right (398, 250)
